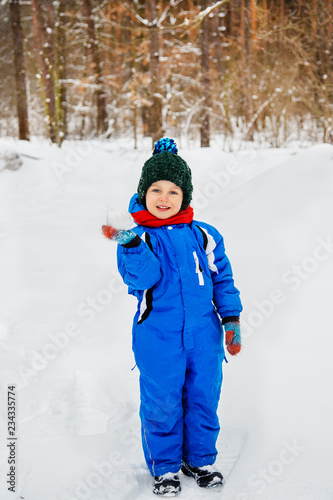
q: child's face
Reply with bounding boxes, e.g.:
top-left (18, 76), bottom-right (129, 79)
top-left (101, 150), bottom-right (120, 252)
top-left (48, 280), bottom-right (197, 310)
top-left (146, 180), bottom-right (183, 219)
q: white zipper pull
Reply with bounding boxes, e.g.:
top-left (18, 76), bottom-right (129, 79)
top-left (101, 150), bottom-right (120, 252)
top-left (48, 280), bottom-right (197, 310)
top-left (193, 251), bottom-right (204, 286)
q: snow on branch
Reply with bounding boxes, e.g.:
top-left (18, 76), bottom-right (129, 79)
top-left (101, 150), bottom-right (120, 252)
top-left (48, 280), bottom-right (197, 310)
top-left (196, 1), bottom-right (228, 23)
top-left (179, 0), bottom-right (229, 37)
top-left (156, 5), bottom-right (170, 28)
top-left (123, 2), bottom-right (150, 26)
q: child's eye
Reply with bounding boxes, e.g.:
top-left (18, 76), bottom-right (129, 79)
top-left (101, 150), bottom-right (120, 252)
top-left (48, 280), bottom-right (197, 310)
top-left (170, 191), bottom-right (179, 195)
top-left (152, 189), bottom-right (160, 193)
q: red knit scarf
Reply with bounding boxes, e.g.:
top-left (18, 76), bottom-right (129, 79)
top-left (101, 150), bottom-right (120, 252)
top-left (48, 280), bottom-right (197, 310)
top-left (131, 206), bottom-right (194, 228)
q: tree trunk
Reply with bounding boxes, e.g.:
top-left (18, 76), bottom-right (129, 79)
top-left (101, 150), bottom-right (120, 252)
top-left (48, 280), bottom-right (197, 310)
top-left (241, 0), bottom-right (253, 135)
top-left (211, 4), bottom-right (224, 77)
top-left (278, 0), bottom-right (284, 47)
top-left (226, 0), bottom-right (234, 38)
top-left (54, 0), bottom-right (67, 145)
top-left (115, 0), bottom-right (124, 88)
top-left (250, 0), bottom-right (258, 49)
top-left (262, 0), bottom-right (268, 67)
top-left (31, 0), bottom-right (56, 142)
top-left (82, 0), bottom-right (108, 135)
top-left (145, 0), bottom-right (163, 146)
top-left (103, 1), bottom-right (113, 77)
top-left (241, 0), bottom-right (251, 61)
top-left (200, 0), bottom-right (212, 148)
top-left (9, 0), bottom-right (30, 141)
top-left (326, 0), bottom-right (332, 74)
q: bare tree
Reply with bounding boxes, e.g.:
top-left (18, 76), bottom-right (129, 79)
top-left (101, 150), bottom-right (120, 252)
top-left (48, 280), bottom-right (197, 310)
top-left (54, 0), bottom-right (67, 144)
top-left (9, 0), bottom-right (29, 140)
top-left (31, 0), bottom-right (56, 142)
top-left (241, 0), bottom-right (254, 135)
top-left (145, 0), bottom-right (163, 145)
top-left (82, 0), bottom-right (108, 135)
top-left (200, 0), bottom-right (212, 147)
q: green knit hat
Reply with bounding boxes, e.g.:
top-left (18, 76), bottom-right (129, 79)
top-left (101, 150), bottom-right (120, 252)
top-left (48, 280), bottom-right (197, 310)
top-left (137, 138), bottom-right (193, 210)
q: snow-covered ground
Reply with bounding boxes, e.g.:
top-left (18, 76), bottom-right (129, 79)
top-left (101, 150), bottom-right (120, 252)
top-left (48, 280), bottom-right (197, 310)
top-left (0, 137), bottom-right (333, 500)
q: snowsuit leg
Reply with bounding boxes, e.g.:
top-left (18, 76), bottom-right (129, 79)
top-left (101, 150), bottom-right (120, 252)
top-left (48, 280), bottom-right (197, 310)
top-left (182, 344), bottom-right (224, 467)
top-left (135, 331), bottom-right (186, 477)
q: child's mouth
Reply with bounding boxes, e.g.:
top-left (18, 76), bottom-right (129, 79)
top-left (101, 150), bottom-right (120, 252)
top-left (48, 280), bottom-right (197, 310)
top-left (156, 206), bottom-right (170, 212)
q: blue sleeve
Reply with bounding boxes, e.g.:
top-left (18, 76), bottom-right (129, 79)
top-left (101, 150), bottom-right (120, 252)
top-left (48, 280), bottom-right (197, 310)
top-left (117, 239), bottom-right (162, 291)
top-left (202, 224), bottom-right (243, 318)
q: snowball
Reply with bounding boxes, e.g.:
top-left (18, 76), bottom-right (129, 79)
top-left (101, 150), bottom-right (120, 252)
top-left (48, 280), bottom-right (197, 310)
top-left (106, 208), bottom-right (134, 230)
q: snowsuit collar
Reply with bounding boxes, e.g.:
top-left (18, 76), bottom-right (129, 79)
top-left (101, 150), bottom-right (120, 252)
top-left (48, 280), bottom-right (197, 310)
top-left (129, 193), bottom-right (194, 228)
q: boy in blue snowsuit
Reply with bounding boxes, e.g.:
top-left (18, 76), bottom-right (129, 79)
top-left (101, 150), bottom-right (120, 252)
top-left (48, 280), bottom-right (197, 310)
top-left (102, 138), bottom-right (242, 496)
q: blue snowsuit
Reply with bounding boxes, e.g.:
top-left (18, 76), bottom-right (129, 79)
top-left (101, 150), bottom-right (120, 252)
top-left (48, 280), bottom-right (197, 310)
top-left (117, 194), bottom-right (242, 477)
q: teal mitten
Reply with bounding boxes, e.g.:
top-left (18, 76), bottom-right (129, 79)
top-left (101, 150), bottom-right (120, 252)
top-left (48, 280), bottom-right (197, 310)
top-left (224, 320), bottom-right (241, 356)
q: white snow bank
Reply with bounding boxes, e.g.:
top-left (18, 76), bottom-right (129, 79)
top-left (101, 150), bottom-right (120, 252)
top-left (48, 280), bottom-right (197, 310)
top-left (0, 139), bottom-right (332, 500)
top-left (0, 149), bottom-right (22, 171)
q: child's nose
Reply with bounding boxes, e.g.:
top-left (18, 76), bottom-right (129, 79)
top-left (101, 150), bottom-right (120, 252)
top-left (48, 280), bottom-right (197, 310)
top-left (159, 193), bottom-right (169, 202)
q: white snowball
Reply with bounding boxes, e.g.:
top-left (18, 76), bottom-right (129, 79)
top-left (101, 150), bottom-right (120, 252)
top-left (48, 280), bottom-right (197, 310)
top-left (106, 208), bottom-right (134, 230)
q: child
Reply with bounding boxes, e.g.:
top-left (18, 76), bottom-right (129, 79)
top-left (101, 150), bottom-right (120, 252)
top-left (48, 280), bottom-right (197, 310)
top-left (102, 138), bottom-right (242, 496)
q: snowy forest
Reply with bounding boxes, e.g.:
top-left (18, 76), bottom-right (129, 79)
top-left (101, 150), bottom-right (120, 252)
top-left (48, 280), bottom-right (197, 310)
top-left (1, 0), bottom-right (332, 148)
top-left (1, 3), bottom-right (333, 500)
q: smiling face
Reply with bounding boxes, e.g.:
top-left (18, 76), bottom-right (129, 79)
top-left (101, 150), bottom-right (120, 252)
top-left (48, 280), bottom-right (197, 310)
top-left (145, 180), bottom-right (183, 219)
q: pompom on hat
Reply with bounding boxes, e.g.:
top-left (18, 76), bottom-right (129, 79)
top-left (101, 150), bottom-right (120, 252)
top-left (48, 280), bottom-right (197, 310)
top-left (137, 138), bottom-right (193, 211)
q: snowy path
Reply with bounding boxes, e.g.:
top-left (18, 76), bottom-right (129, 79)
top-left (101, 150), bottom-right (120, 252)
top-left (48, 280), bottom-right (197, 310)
top-left (0, 139), bottom-right (333, 499)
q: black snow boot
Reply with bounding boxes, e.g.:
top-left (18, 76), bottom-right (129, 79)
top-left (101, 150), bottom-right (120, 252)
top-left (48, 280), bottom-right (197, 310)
top-left (153, 473), bottom-right (181, 496)
top-left (181, 462), bottom-right (224, 488)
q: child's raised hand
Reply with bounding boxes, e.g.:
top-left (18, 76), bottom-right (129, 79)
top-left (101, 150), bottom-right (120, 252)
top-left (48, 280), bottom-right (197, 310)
top-left (224, 321), bottom-right (241, 355)
top-left (101, 225), bottom-right (137, 245)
